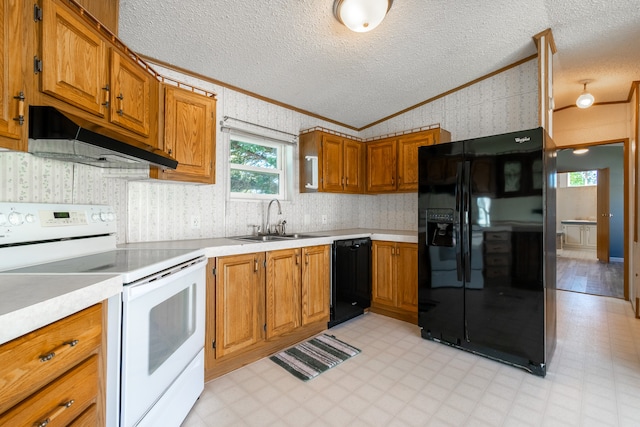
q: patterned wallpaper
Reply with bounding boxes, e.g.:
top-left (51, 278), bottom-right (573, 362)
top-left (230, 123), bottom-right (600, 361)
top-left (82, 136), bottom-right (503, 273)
top-left (0, 58), bottom-right (538, 244)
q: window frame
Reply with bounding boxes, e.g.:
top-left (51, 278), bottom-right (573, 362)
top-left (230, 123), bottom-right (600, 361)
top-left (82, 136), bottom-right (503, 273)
top-left (228, 132), bottom-right (291, 200)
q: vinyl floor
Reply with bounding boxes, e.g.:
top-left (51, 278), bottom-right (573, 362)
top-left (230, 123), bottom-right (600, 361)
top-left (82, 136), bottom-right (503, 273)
top-left (182, 290), bottom-right (640, 426)
top-left (556, 249), bottom-right (624, 299)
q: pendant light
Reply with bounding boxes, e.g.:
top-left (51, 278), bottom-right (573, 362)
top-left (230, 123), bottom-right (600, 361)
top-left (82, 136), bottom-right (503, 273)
top-left (333, 0), bottom-right (393, 33)
top-left (575, 81), bottom-right (595, 109)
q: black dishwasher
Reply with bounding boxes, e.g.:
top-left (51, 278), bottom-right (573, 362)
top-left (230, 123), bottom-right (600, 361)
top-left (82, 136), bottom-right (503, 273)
top-left (329, 238), bottom-right (371, 328)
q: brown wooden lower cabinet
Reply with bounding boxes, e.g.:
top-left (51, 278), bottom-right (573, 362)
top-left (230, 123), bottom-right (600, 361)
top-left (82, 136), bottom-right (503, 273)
top-left (370, 241), bottom-right (418, 323)
top-left (205, 245), bottom-right (331, 381)
top-left (0, 304), bottom-right (104, 426)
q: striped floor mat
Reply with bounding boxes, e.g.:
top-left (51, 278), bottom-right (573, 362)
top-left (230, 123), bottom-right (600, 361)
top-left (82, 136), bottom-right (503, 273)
top-left (270, 334), bottom-right (361, 381)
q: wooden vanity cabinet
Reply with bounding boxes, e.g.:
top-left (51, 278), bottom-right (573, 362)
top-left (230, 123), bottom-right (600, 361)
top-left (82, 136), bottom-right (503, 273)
top-left (0, 304), bottom-right (104, 425)
top-left (370, 241), bottom-right (418, 323)
top-left (366, 128), bottom-right (451, 193)
top-left (299, 130), bottom-right (364, 194)
top-left (0, 0), bottom-right (26, 150)
top-left (150, 85), bottom-right (217, 184)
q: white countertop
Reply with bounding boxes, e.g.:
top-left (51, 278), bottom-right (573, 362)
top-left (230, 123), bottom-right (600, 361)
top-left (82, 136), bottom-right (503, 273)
top-left (0, 274), bottom-right (122, 345)
top-left (118, 228), bottom-right (418, 256)
top-left (1, 228), bottom-right (414, 345)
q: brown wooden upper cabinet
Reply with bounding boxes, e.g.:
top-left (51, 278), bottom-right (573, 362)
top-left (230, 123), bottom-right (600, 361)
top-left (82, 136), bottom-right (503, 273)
top-left (366, 128), bottom-right (451, 193)
top-left (39, 0), bottom-right (156, 138)
top-left (299, 130), bottom-right (364, 194)
top-left (0, 0), bottom-right (26, 150)
top-left (150, 85), bottom-right (217, 184)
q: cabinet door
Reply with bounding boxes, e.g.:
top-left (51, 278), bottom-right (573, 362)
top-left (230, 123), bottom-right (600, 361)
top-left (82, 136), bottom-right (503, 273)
top-left (343, 139), bottom-right (363, 193)
top-left (562, 224), bottom-right (583, 247)
top-left (397, 132), bottom-right (435, 191)
top-left (585, 225), bottom-right (597, 247)
top-left (109, 49), bottom-right (151, 136)
top-left (396, 243), bottom-right (418, 312)
top-left (301, 245), bottom-right (330, 325)
top-left (154, 86), bottom-right (216, 183)
top-left (266, 249), bottom-right (301, 339)
top-left (321, 134), bottom-right (344, 192)
top-left (216, 253), bottom-right (264, 358)
top-left (371, 241), bottom-right (396, 306)
top-left (367, 139), bottom-right (397, 193)
top-left (41, 0), bottom-right (108, 117)
top-left (0, 0), bottom-right (24, 145)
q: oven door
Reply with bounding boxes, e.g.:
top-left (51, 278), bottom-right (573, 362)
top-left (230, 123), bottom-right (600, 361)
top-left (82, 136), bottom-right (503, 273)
top-left (120, 257), bottom-right (205, 427)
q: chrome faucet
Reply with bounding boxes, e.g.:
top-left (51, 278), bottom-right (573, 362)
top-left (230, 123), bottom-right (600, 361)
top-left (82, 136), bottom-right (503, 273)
top-left (265, 198), bottom-right (282, 235)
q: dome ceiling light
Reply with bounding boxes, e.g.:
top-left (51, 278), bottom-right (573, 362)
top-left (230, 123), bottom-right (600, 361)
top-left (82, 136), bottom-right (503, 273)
top-left (333, 0), bottom-right (393, 33)
top-left (576, 81), bottom-right (595, 109)
top-left (572, 148), bottom-right (589, 155)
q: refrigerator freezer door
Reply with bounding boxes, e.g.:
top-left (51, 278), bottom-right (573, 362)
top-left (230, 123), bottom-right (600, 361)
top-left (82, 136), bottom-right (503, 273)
top-left (418, 141), bottom-right (464, 344)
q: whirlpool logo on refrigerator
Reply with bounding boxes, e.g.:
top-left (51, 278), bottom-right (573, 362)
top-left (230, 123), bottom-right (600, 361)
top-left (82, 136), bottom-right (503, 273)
top-left (514, 136), bottom-right (531, 144)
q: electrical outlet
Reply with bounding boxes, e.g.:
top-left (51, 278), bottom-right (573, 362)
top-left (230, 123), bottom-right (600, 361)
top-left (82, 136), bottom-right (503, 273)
top-left (321, 215), bottom-right (328, 225)
top-left (190, 215), bottom-right (201, 229)
top-left (304, 214), bottom-right (311, 225)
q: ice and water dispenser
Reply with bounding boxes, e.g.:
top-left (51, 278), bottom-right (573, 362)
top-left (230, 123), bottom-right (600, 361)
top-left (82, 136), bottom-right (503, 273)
top-left (426, 208), bottom-right (455, 247)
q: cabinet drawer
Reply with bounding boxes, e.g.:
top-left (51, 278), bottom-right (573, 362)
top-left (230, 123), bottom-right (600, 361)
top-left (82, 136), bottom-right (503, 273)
top-left (484, 231), bottom-right (510, 241)
top-left (0, 355), bottom-right (98, 427)
top-left (484, 241), bottom-right (511, 253)
top-left (484, 254), bottom-right (510, 267)
top-left (69, 403), bottom-right (97, 426)
top-left (0, 304), bottom-right (102, 413)
top-left (485, 267), bottom-right (510, 278)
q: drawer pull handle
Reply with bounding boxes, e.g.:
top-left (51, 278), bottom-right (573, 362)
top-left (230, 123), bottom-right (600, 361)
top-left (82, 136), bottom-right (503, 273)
top-left (39, 340), bottom-right (79, 362)
top-left (34, 400), bottom-right (75, 427)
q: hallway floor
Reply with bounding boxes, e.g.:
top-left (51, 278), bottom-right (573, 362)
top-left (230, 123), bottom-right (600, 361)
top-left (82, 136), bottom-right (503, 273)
top-left (182, 291), bottom-right (640, 426)
top-left (557, 249), bottom-right (624, 298)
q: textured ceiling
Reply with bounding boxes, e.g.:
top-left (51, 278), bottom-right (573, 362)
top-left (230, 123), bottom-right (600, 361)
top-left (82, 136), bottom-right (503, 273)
top-left (118, 0), bottom-right (640, 129)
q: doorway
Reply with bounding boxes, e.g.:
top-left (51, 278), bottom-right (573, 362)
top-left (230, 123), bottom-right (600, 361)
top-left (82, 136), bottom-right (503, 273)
top-left (556, 141), bottom-right (628, 299)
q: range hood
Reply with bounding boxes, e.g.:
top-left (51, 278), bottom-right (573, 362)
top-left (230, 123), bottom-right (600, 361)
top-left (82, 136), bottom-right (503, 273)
top-left (28, 106), bottom-right (178, 170)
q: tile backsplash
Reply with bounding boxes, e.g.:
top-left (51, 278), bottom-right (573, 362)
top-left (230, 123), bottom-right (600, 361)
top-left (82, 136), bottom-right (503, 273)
top-left (0, 59), bottom-right (537, 244)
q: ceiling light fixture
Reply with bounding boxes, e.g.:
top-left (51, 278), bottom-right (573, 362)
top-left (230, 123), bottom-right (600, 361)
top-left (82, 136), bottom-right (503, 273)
top-left (575, 81), bottom-right (595, 109)
top-left (333, 0), bottom-right (393, 33)
top-left (573, 148), bottom-right (589, 155)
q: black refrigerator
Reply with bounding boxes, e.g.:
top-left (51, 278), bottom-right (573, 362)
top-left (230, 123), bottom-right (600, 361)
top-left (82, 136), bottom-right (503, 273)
top-left (417, 127), bottom-right (556, 377)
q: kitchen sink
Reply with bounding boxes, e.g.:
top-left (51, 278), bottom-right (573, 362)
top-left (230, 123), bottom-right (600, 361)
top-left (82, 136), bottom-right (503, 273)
top-left (279, 233), bottom-right (323, 239)
top-left (231, 233), bottom-right (323, 242)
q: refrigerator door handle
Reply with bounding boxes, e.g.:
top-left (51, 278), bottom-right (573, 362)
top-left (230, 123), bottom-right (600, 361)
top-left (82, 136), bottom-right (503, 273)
top-left (456, 161), bottom-right (464, 282)
top-left (463, 160), bottom-right (472, 279)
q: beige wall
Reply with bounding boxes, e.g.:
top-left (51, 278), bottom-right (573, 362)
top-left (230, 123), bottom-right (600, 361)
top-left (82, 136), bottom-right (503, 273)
top-left (553, 103), bottom-right (630, 147)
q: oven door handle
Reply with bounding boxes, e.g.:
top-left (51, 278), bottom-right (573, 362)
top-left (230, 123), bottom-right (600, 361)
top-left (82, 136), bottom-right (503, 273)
top-left (124, 257), bottom-right (205, 301)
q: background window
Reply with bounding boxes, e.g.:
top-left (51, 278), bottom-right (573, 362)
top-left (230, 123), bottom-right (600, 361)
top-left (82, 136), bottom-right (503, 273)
top-left (229, 135), bottom-right (289, 199)
top-left (567, 170), bottom-right (597, 187)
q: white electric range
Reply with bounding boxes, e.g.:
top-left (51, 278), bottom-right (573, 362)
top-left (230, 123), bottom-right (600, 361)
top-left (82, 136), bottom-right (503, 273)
top-left (0, 202), bottom-right (206, 427)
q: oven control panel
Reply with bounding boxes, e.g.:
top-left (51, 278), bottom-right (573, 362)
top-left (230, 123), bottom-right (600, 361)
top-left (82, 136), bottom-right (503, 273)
top-left (0, 202), bottom-right (116, 245)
